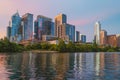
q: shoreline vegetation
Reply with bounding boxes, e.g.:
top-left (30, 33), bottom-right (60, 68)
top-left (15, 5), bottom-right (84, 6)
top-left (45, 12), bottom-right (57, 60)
top-left (0, 38), bottom-right (120, 53)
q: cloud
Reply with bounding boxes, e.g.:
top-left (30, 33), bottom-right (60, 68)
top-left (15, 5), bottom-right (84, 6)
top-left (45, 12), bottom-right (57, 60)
top-left (69, 10), bottom-right (120, 27)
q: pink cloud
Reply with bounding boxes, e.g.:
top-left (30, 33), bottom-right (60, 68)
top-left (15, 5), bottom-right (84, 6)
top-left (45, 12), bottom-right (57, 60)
top-left (69, 10), bottom-right (117, 27)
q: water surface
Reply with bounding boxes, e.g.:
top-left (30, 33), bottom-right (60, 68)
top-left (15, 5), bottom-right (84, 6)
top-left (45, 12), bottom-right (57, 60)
top-left (0, 52), bottom-right (120, 80)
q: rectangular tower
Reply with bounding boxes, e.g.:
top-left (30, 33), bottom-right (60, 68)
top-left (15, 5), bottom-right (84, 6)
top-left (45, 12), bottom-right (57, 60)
top-left (22, 13), bottom-right (33, 40)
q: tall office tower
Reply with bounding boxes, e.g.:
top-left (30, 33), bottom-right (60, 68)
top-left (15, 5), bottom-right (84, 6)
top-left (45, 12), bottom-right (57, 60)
top-left (76, 31), bottom-right (80, 42)
top-left (55, 14), bottom-right (67, 37)
top-left (100, 30), bottom-right (107, 45)
top-left (11, 11), bottom-right (21, 42)
top-left (7, 21), bottom-right (11, 40)
top-left (22, 13), bottom-right (33, 40)
top-left (58, 23), bottom-right (75, 42)
top-left (94, 21), bottom-right (101, 45)
top-left (80, 34), bottom-right (86, 43)
top-left (34, 15), bottom-right (52, 40)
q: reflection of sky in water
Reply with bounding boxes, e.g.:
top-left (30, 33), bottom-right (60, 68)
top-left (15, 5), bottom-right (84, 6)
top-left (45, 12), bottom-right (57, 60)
top-left (0, 52), bottom-right (120, 80)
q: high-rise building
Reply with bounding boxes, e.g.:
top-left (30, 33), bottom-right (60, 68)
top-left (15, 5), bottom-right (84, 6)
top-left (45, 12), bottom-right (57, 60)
top-left (80, 34), bottom-right (86, 43)
top-left (76, 31), bottom-right (80, 42)
top-left (57, 23), bottom-right (75, 42)
top-left (55, 14), bottom-right (67, 37)
top-left (22, 13), bottom-right (33, 40)
top-left (34, 15), bottom-right (52, 40)
top-left (7, 22), bottom-right (11, 40)
top-left (107, 35), bottom-right (117, 47)
top-left (100, 30), bottom-right (107, 45)
top-left (11, 11), bottom-right (21, 42)
top-left (94, 21), bottom-right (101, 45)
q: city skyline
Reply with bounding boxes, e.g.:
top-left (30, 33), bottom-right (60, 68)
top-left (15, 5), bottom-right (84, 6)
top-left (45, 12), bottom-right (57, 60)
top-left (0, 0), bottom-right (120, 41)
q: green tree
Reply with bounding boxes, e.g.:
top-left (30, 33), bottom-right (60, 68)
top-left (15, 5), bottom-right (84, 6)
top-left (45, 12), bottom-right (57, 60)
top-left (57, 39), bottom-right (66, 52)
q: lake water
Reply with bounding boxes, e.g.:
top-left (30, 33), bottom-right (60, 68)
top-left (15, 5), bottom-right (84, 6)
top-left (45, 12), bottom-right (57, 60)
top-left (0, 52), bottom-right (120, 80)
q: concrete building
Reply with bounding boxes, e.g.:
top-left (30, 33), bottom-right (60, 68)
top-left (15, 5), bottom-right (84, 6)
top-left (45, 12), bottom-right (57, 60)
top-left (55, 14), bottom-right (67, 37)
top-left (55, 14), bottom-right (75, 42)
top-left (76, 31), bottom-right (80, 42)
top-left (107, 35), bottom-right (117, 47)
top-left (22, 13), bottom-right (33, 40)
top-left (57, 23), bottom-right (75, 42)
top-left (94, 22), bottom-right (101, 45)
top-left (100, 30), bottom-right (107, 46)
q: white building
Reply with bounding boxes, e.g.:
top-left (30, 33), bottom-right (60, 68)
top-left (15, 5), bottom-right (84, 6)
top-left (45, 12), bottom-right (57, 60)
top-left (94, 21), bottom-right (101, 45)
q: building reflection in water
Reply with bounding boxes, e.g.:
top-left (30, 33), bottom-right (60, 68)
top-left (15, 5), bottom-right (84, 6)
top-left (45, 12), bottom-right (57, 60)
top-left (0, 52), bottom-right (120, 80)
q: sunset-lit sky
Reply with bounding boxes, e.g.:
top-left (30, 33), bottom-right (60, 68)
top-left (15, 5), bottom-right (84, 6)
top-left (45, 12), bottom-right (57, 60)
top-left (0, 0), bottom-right (120, 41)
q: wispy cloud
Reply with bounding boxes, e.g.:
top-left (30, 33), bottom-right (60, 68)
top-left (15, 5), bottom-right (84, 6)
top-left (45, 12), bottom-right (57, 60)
top-left (69, 10), bottom-right (120, 27)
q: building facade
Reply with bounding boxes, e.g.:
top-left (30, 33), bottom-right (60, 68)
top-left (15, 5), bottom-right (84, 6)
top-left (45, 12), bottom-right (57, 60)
top-left (107, 35), bottom-right (117, 47)
top-left (80, 34), bottom-right (86, 43)
top-left (76, 31), bottom-right (80, 42)
top-left (7, 26), bottom-right (11, 40)
top-left (55, 14), bottom-right (67, 37)
top-left (116, 34), bottom-right (120, 47)
top-left (34, 15), bottom-right (52, 40)
top-left (94, 22), bottom-right (101, 45)
top-left (11, 12), bottom-right (21, 42)
top-left (100, 30), bottom-right (107, 46)
top-left (22, 13), bottom-right (33, 40)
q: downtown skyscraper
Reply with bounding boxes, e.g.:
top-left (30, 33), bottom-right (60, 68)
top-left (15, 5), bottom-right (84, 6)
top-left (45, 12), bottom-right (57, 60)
top-left (54, 14), bottom-right (75, 42)
top-left (11, 11), bottom-right (21, 42)
top-left (94, 21), bottom-right (101, 45)
top-left (22, 13), bottom-right (33, 40)
top-left (34, 15), bottom-right (53, 40)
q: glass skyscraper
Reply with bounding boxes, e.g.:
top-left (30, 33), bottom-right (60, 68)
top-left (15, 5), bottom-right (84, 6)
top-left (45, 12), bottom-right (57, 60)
top-left (22, 13), bottom-right (33, 40)
top-left (76, 31), bottom-right (80, 42)
top-left (34, 15), bottom-right (52, 40)
top-left (65, 24), bottom-right (75, 42)
top-left (11, 12), bottom-right (21, 42)
top-left (94, 21), bottom-right (101, 45)
top-left (80, 34), bottom-right (86, 43)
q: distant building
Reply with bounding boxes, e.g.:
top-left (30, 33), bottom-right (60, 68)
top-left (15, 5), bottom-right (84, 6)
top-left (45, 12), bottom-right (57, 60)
top-left (80, 34), bottom-right (86, 43)
top-left (100, 30), bottom-right (107, 46)
top-left (11, 11), bottom-right (21, 42)
top-left (7, 22), bottom-right (11, 40)
top-left (51, 22), bottom-right (55, 36)
top-left (34, 15), bottom-right (52, 40)
top-left (57, 23), bottom-right (75, 42)
top-left (76, 31), bottom-right (80, 42)
top-left (94, 21), bottom-right (101, 45)
top-left (54, 14), bottom-right (75, 42)
top-left (22, 13), bottom-right (33, 40)
top-left (116, 34), bottom-right (120, 47)
top-left (107, 35), bottom-right (117, 47)
top-left (55, 14), bottom-right (67, 37)
top-left (42, 35), bottom-right (57, 41)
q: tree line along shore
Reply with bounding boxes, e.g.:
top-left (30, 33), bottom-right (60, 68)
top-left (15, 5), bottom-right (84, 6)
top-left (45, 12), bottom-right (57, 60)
top-left (0, 38), bottom-right (120, 53)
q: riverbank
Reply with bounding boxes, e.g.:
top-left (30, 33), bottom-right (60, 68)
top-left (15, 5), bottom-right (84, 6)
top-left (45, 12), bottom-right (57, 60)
top-left (31, 50), bottom-right (58, 53)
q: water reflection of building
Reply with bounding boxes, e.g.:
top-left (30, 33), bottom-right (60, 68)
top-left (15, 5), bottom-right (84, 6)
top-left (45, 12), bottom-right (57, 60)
top-left (0, 55), bottom-right (9, 80)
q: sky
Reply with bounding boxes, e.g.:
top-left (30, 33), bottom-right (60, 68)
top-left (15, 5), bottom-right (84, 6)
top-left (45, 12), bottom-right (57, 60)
top-left (0, 0), bottom-right (120, 42)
